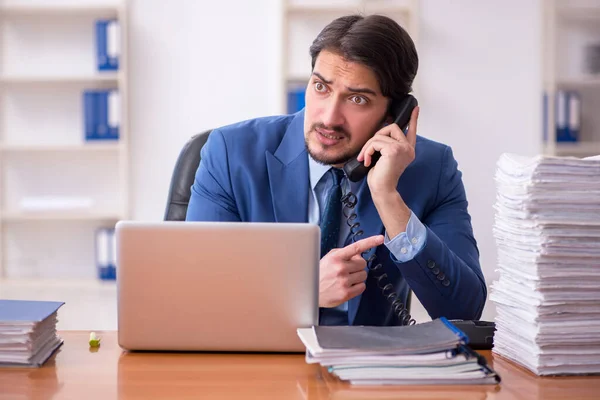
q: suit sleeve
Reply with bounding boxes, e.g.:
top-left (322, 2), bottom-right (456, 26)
top-left (392, 146), bottom-right (487, 320)
top-left (185, 129), bottom-right (241, 222)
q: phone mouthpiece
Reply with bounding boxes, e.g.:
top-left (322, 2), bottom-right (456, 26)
top-left (343, 159), bottom-right (368, 182)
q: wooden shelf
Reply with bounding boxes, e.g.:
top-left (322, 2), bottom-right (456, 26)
top-left (546, 142), bottom-right (600, 157)
top-left (1, 211), bottom-right (123, 222)
top-left (287, 75), bottom-right (310, 84)
top-left (556, 5), bottom-right (600, 22)
top-left (0, 73), bottom-right (120, 85)
top-left (0, 142), bottom-right (123, 153)
top-left (287, 5), bottom-right (364, 14)
top-left (286, 4), bottom-right (411, 15)
top-left (557, 76), bottom-right (600, 87)
top-left (0, 4), bottom-right (120, 18)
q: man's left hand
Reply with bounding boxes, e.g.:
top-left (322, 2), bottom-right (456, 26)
top-left (357, 106), bottom-right (420, 197)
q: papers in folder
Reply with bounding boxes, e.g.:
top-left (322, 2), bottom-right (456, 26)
top-left (0, 300), bottom-right (64, 367)
top-left (297, 318), bottom-right (500, 385)
top-left (491, 153), bottom-right (600, 375)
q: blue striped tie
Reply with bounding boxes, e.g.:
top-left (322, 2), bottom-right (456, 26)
top-left (320, 168), bottom-right (345, 258)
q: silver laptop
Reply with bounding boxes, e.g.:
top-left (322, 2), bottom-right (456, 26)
top-left (115, 221), bottom-right (320, 352)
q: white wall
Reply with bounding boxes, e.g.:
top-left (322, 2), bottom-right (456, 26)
top-left (128, 0), bottom-right (282, 220)
top-left (128, 0), bottom-right (543, 320)
top-left (417, 0), bottom-right (542, 319)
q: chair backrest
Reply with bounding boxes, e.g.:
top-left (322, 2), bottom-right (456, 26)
top-left (163, 130), bottom-right (212, 221)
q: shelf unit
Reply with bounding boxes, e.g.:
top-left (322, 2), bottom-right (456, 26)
top-left (0, 73), bottom-right (120, 84)
top-left (1, 211), bottom-right (124, 222)
top-left (280, 0), bottom-right (420, 115)
top-left (0, 0), bottom-right (129, 279)
top-left (542, 0), bottom-right (600, 158)
top-left (0, 142), bottom-right (124, 152)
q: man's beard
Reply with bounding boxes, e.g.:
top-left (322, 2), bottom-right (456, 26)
top-left (305, 123), bottom-right (358, 166)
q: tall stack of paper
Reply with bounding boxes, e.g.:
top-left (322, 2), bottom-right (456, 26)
top-left (297, 318), bottom-right (500, 385)
top-left (0, 300), bottom-right (64, 367)
top-left (491, 153), bottom-right (600, 375)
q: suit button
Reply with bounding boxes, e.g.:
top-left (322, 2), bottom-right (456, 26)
top-left (437, 273), bottom-right (446, 281)
top-left (442, 279), bottom-right (450, 287)
top-left (427, 260), bottom-right (436, 269)
top-left (432, 267), bottom-right (440, 275)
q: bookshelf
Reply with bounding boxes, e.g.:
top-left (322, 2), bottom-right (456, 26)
top-left (280, 0), bottom-right (420, 115)
top-left (0, 0), bottom-right (129, 279)
top-left (542, 0), bottom-right (600, 158)
top-left (0, 73), bottom-right (120, 84)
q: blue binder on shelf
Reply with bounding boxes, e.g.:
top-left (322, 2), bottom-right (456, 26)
top-left (95, 19), bottom-right (120, 71)
top-left (287, 85), bottom-right (306, 114)
top-left (83, 89), bottom-right (120, 141)
top-left (96, 90), bottom-right (109, 139)
top-left (95, 227), bottom-right (116, 280)
top-left (84, 91), bottom-right (96, 140)
top-left (567, 91), bottom-right (580, 142)
top-left (555, 90), bottom-right (580, 143)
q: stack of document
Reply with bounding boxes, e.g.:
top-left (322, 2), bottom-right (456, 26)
top-left (491, 153), bottom-right (600, 375)
top-left (0, 300), bottom-right (64, 367)
top-left (297, 318), bottom-right (500, 385)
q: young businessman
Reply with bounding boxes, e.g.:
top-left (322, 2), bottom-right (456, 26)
top-left (185, 15), bottom-right (486, 326)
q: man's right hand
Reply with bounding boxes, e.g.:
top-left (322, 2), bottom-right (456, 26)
top-left (319, 235), bottom-right (385, 308)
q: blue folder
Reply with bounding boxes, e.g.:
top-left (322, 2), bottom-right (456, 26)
top-left (287, 86), bottom-right (306, 114)
top-left (0, 300), bottom-right (64, 323)
top-left (95, 227), bottom-right (116, 280)
top-left (83, 89), bottom-right (119, 141)
top-left (95, 19), bottom-right (119, 71)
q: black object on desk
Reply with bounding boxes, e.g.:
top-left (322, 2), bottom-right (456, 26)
top-left (450, 320), bottom-right (496, 350)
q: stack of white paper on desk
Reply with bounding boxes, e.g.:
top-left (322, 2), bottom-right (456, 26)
top-left (491, 153), bottom-right (600, 375)
top-left (297, 318), bottom-right (500, 385)
top-left (0, 300), bottom-right (64, 367)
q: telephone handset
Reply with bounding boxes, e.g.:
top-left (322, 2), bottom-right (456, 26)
top-left (343, 94), bottom-right (418, 182)
top-left (339, 94), bottom-right (419, 326)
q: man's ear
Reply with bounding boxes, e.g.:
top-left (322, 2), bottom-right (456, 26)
top-left (381, 101), bottom-right (395, 127)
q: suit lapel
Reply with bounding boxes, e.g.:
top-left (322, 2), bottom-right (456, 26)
top-left (266, 111), bottom-right (309, 223)
top-left (347, 178), bottom-right (385, 325)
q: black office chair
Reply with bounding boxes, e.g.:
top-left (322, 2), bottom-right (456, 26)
top-left (163, 130), bottom-right (413, 317)
top-left (163, 130), bottom-right (212, 221)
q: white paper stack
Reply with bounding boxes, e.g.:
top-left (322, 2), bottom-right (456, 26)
top-left (297, 319), bottom-right (500, 385)
top-left (0, 300), bottom-right (64, 367)
top-left (491, 153), bottom-right (600, 375)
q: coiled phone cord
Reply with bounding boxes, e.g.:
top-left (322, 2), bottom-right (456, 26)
top-left (341, 190), bottom-right (416, 326)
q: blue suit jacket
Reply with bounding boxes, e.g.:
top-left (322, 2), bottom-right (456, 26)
top-left (186, 110), bottom-right (487, 326)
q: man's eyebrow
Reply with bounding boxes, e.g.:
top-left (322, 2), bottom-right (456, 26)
top-left (312, 71), bottom-right (378, 97)
top-left (346, 86), bottom-right (377, 96)
top-left (312, 71), bottom-right (332, 84)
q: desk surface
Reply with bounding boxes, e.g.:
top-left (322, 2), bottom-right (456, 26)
top-left (1, 331), bottom-right (600, 400)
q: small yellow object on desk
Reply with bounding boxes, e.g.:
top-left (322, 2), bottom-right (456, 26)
top-left (89, 332), bottom-right (101, 347)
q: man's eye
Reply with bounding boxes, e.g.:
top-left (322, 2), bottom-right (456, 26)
top-left (351, 96), bottom-right (367, 105)
top-left (314, 82), bottom-right (327, 92)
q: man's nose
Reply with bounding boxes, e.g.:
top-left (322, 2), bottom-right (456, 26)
top-left (321, 99), bottom-right (345, 128)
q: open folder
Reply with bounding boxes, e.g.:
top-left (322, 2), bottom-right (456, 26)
top-left (297, 318), bottom-right (500, 386)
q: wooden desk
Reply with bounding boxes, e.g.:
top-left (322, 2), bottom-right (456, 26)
top-left (1, 331), bottom-right (599, 399)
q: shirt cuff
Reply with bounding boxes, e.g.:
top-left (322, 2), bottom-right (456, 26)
top-left (384, 211), bottom-right (427, 263)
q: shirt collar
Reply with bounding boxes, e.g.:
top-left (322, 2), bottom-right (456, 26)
top-left (308, 154), bottom-right (334, 190)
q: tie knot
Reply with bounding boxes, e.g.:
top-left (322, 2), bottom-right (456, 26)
top-left (331, 168), bottom-right (345, 186)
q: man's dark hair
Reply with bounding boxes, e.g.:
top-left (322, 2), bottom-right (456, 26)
top-left (309, 14), bottom-right (418, 102)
